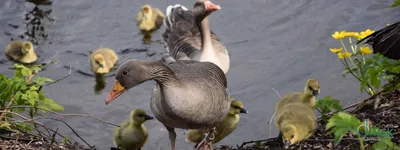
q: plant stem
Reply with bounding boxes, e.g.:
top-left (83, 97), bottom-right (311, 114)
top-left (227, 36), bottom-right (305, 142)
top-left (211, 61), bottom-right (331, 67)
top-left (358, 137), bottom-right (365, 150)
top-left (340, 39), bottom-right (355, 66)
top-left (342, 59), bottom-right (373, 95)
top-left (349, 37), bottom-right (356, 54)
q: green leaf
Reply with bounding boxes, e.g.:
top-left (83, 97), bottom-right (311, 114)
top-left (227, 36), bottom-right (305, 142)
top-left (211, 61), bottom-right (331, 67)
top-left (30, 65), bottom-right (42, 72)
top-left (391, 0), bottom-right (400, 7)
top-left (370, 76), bottom-right (381, 89)
top-left (29, 86), bottom-right (39, 91)
top-left (14, 122), bottom-right (32, 131)
top-left (37, 105), bottom-right (51, 113)
top-left (21, 68), bottom-right (32, 77)
top-left (43, 98), bottom-right (64, 111)
top-left (325, 112), bottom-right (362, 144)
top-left (34, 76), bottom-right (54, 86)
top-left (28, 91), bottom-right (39, 105)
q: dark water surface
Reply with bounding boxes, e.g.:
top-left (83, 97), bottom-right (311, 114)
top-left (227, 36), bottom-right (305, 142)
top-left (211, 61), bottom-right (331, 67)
top-left (0, 0), bottom-right (399, 149)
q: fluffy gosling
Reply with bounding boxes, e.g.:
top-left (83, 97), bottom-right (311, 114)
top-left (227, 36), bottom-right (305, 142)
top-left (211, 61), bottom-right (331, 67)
top-left (185, 98), bottom-right (248, 146)
top-left (89, 48), bottom-right (118, 74)
top-left (113, 108), bottom-right (153, 150)
top-left (136, 4), bottom-right (165, 38)
top-left (5, 40), bottom-right (38, 63)
top-left (274, 103), bottom-right (316, 149)
top-left (276, 78), bottom-right (320, 110)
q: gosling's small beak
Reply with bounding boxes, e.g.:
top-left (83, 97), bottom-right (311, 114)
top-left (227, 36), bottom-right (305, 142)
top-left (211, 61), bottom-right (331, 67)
top-left (105, 80), bottom-right (126, 105)
top-left (312, 90), bottom-right (319, 97)
top-left (21, 49), bottom-right (27, 55)
top-left (240, 108), bottom-right (248, 114)
top-left (99, 63), bottom-right (104, 68)
top-left (144, 114), bottom-right (154, 121)
top-left (284, 140), bottom-right (291, 149)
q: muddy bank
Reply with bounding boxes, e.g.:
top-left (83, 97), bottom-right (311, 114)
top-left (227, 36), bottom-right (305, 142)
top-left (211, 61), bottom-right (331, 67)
top-left (218, 90), bottom-right (400, 150)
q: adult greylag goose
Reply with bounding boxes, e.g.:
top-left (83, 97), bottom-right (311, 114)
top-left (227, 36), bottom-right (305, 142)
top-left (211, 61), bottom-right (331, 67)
top-left (162, 0), bottom-right (230, 74)
top-left (105, 59), bottom-right (230, 150)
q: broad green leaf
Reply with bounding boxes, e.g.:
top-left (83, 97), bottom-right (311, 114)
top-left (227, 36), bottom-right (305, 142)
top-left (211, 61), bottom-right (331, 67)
top-left (28, 91), bottom-right (39, 105)
top-left (370, 76), bottom-right (381, 89)
top-left (391, 0), bottom-right (400, 7)
top-left (37, 105), bottom-right (50, 113)
top-left (30, 65), bottom-right (42, 72)
top-left (29, 86), bottom-right (39, 91)
top-left (21, 68), bottom-right (32, 77)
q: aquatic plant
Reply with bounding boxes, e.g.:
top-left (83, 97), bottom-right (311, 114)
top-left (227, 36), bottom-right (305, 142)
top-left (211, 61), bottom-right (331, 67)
top-left (0, 64), bottom-right (63, 131)
top-left (330, 29), bottom-right (400, 95)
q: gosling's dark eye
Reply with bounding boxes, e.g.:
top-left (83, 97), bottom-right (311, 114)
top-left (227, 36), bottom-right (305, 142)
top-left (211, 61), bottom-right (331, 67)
top-left (308, 86), bottom-right (313, 90)
top-left (122, 71), bottom-right (128, 76)
top-left (137, 114), bottom-right (145, 118)
top-left (291, 135), bottom-right (294, 139)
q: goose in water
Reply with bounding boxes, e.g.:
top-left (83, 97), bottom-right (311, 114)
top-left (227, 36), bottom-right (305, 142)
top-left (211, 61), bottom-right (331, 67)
top-left (5, 40), bottom-right (37, 64)
top-left (357, 21), bottom-right (400, 60)
top-left (162, 0), bottom-right (230, 74)
top-left (136, 4), bottom-right (165, 42)
top-left (105, 59), bottom-right (230, 150)
top-left (89, 48), bottom-right (118, 74)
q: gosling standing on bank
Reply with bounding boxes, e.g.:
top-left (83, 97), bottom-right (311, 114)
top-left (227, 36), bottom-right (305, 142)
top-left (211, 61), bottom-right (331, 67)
top-left (136, 4), bottom-right (165, 41)
top-left (185, 98), bottom-right (248, 147)
top-left (5, 40), bottom-right (38, 63)
top-left (113, 108), bottom-right (153, 150)
top-left (89, 48), bottom-right (118, 74)
top-left (276, 78), bottom-right (320, 110)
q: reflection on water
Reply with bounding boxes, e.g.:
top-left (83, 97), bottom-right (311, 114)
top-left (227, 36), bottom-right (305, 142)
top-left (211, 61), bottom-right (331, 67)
top-left (22, 0), bottom-right (54, 44)
top-left (94, 73), bottom-right (106, 94)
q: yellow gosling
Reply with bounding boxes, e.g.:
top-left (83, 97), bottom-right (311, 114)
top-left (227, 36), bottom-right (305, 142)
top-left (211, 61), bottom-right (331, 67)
top-left (185, 98), bottom-right (248, 146)
top-left (5, 40), bottom-right (37, 63)
top-left (89, 48), bottom-right (118, 74)
top-left (136, 4), bottom-right (165, 38)
top-left (113, 108), bottom-right (153, 150)
top-left (274, 103), bottom-right (316, 149)
top-left (276, 78), bottom-right (320, 110)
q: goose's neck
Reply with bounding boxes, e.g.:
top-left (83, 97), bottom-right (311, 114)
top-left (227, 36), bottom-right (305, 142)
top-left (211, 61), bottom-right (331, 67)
top-left (148, 62), bottom-right (179, 86)
top-left (301, 94), bottom-right (315, 104)
top-left (200, 17), bottom-right (214, 55)
top-left (129, 120), bottom-right (143, 128)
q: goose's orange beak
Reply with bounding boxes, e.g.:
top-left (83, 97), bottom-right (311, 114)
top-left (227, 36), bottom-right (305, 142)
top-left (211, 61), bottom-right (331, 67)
top-left (204, 1), bottom-right (221, 11)
top-left (105, 81), bottom-right (126, 105)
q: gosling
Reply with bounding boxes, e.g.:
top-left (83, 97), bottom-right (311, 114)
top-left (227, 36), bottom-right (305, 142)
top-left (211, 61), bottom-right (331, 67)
top-left (113, 108), bottom-right (153, 150)
top-left (185, 98), bottom-right (248, 146)
top-left (5, 40), bottom-right (38, 64)
top-left (274, 103), bottom-right (316, 149)
top-left (136, 4), bottom-right (165, 38)
top-left (89, 48), bottom-right (118, 74)
top-left (276, 78), bottom-right (320, 110)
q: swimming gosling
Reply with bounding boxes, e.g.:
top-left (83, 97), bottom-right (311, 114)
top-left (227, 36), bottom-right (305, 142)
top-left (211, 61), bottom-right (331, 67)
top-left (276, 78), bottom-right (320, 110)
top-left (113, 108), bottom-right (153, 150)
top-left (185, 98), bottom-right (248, 146)
top-left (5, 40), bottom-right (37, 63)
top-left (136, 4), bottom-right (165, 38)
top-left (89, 48), bottom-right (118, 74)
top-left (274, 103), bottom-right (316, 149)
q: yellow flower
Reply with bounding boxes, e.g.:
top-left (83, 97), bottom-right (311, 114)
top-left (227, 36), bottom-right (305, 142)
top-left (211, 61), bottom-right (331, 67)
top-left (337, 52), bottom-right (352, 59)
top-left (330, 47), bottom-right (343, 53)
top-left (358, 29), bottom-right (375, 40)
top-left (344, 32), bottom-right (357, 37)
top-left (332, 31), bottom-right (346, 40)
top-left (359, 46), bottom-right (373, 55)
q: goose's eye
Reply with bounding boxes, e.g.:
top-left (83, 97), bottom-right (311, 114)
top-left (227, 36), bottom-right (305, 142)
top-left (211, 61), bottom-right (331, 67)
top-left (291, 135), bottom-right (294, 139)
top-left (122, 71), bottom-right (128, 76)
top-left (308, 86), bottom-right (313, 90)
top-left (137, 114), bottom-right (145, 118)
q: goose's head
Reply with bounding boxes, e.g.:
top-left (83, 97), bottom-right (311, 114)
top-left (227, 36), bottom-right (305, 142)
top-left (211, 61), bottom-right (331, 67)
top-left (21, 41), bottom-right (34, 55)
top-left (281, 123), bottom-right (313, 149)
top-left (105, 60), bottom-right (153, 104)
top-left (141, 4), bottom-right (152, 20)
top-left (303, 78), bottom-right (319, 97)
top-left (229, 98), bottom-right (248, 115)
top-left (92, 54), bottom-right (108, 73)
top-left (130, 108), bottom-right (154, 125)
top-left (193, 0), bottom-right (221, 20)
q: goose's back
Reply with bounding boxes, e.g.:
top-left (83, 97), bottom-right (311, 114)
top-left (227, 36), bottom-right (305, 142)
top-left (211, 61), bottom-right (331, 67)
top-left (5, 41), bottom-right (24, 60)
top-left (113, 121), bottom-right (148, 150)
top-left (150, 60), bottom-right (230, 129)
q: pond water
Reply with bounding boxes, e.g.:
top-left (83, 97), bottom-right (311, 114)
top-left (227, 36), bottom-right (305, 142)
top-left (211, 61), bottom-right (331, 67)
top-left (0, 0), bottom-right (399, 149)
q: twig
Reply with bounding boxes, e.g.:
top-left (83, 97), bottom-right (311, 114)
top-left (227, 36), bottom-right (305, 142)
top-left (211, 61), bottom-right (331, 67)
top-left (237, 138), bottom-right (276, 148)
top-left (45, 61), bottom-right (72, 86)
top-left (271, 88), bottom-right (282, 99)
top-left (0, 97), bottom-right (15, 121)
top-left (8, 106), bottom-right (120, 127)
top-left (268, 88), bottom-right (281, 138)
